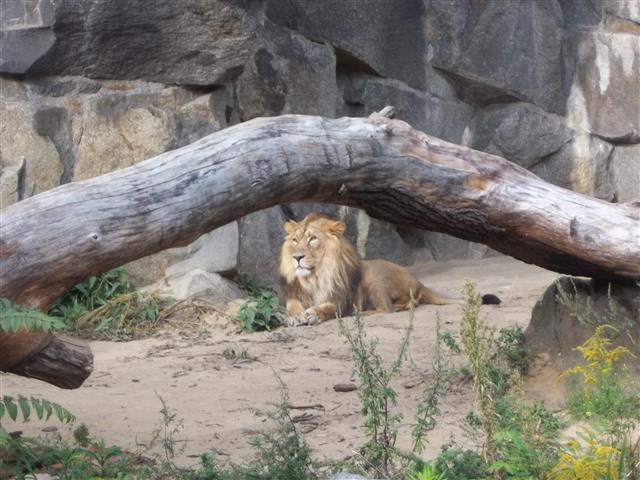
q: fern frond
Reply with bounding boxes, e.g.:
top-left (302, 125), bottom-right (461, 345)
top-left (0, 298), bottom-right (66, 333)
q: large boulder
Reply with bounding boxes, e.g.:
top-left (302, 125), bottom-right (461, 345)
top-left (236, 21), bottom-right (338, 120)
top-left (610, 145), bottom-right (640, 202)
top-left (0, 78), bottom-right (63, 208)
top-left (564, 31), bottom-right (640, 143)
top-left (148, 269), bottom-right (245, 304)
top-left (340, 75), bottom-right (473, 144)
top-left (265, 0), bottom-right (428, 90)
top-left (236, 207), bottom-right (289, 291)
top-left (525, 277), bottom-right (640, 373)
top-left (531, 133), bottom-right (615, 201)
top-left (427, 0), bottom-right (565, 114)
top-left (0, 0), bottom-right (258, 85)
top-left (465, 103), bottom-right (573, 169)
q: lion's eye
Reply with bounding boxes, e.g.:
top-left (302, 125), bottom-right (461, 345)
top-left (308, 236), bottom-right (318, 246)
top-left (292, 237), bottom-right (298, 244)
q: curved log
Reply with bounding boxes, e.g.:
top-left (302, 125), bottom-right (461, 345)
top-left (0, 332), bottom-right (93, 389)
top-left (1, 111), bottom-right (638, 387)
top-left (2, 112), bottom-right (638, 311)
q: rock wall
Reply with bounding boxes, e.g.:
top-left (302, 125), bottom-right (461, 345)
top-left (1, 0), bottom-right (638, 294)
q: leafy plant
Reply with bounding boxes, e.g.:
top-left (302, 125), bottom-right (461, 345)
top-left (412, 316), bottom-right (452, 455)
top-left (495, 326), bottom-right (532, 374)
top-left (550, 431), bottom-right (620, 480)
top-left (434, 442), bottom-right (489, 480)
top-left (236, 291), bottom-right (284, 332)
top-left (555, 279), bottom-right (625, 330)
top-left (46, 267), bottom-right (167, 340)
top-left (407, 462), bottom-right (446, 480)
top-left (563, 325), bottom-right (639, 432)
top-left (0, 397), bottom-right (76, 478)
top-left (0, 396), bottom-right (75, 424)
top-left (459, 281), bottom-right (497, 462)
top-left (49, 267), bottom-right (133, 316)
top-left (71, 291), bottom-right (164, 340)
top-left (239, 378), bottom-right (316, 480)
top-left (0, 298), bottom-right (65, 333)
top-left (339, 313), bottom-right (412, 477)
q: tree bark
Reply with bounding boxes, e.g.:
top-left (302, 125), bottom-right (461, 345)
top-left (0, 332), bottom-right (93, 389)
top-left (1, 112), bottom-right (638, 385)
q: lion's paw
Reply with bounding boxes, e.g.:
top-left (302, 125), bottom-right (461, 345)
top-left (285, 315), bottom-right (308, 327)
top-left (303, 308), bottom-right (320, 326)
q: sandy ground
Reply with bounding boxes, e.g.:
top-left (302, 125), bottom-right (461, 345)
top-left (1, 257), bottom-right (560, 469)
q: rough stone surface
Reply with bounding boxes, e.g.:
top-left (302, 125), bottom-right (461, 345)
top-left (559, 0), bottom-right (604, 27)
top-left (237, 207), bottom-right (289, 291)
top-left (237, 22), bottom-right (338, 120)
top-left (565, 31), bottom-right (640, 143)
top-left (427, 0), bottom-right (565, 114)
top-left (148, 269), bottom-right (245, 304)
top-left (604, 0), bottom-right (640, 24)
top-left (0, 96), bottom-right (62, 208)
top-left (610, 144), bottom-right (640, 202)
top-left (525, 276), bottom-right (640, 373)
top-left (531, 134), bottom-right (615, 200)
top-left (265, 0), bottom-right (427, 90)
top-left (165, 222), bottom-right (239, 279)
top-left (465, 102), bottom-right (573, 169)
top-left (341, 75), bottom-right (473, 144)
top-left (1, 0), bottom-right (259, 85)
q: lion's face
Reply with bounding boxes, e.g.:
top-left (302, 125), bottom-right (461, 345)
top-left (280, 215), bottom-right (347, 282)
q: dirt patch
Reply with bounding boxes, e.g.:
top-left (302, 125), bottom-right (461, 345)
top-left (0, 257), bottom-right (560, 467)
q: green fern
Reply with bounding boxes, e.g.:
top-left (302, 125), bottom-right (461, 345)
top-left (0, 395), bottom-right (75, 424)
top-left (0, 298), bottom-right (66, 333)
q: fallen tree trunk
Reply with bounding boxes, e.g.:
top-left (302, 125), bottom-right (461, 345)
top-left (0, 332), bottom-right (93, 389)
top-left (1, 111), bottom-right (639, 386)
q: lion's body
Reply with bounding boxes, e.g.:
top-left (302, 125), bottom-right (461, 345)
top-left (279, 213), bottom-right (451, 326)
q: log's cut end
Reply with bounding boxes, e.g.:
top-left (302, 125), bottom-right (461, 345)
top-left (1, 332), bottom-right (93, 389)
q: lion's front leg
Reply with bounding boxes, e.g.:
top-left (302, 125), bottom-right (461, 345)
top-left (302, 302), bottom-right (338, 326)
top-left (285, 299), bottom-right (307, 327)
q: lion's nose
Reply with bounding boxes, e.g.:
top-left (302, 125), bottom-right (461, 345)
top-left (293, 254), bottom-right (305, 263)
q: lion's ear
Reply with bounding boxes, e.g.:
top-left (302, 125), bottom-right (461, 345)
top-left (329, 220), bottom-right (346, 236)
top-left (284, 220), bottom-right (299, 235)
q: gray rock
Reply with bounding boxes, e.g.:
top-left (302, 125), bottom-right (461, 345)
top-left (428, 0), bottom-right (565, 114)
top-left (565, 31), bottom-right (640, 143)
top-left (531, 134), bottom-right (615, 200)
top-left (341, 75), bottom-right (473, 144)
top-left (33, 106), bottom-right (75, 184)
top-left (558, 0), bottom-right (603, 27)
top-left (420, 232), bottom-right (488, 262)
top-left (237, 207), bottom-right (289, 291)
top-left (350, 212), bottom-right (416, 266)
top-left (2, 77), bottom-right (223, 286)
top-left (0, 97), bottom-right (62, 208)
top-left (1, 0), bottom-right (258, 85)
top-left (610, 145), bottom-right (640, 202)
top-left (0, 0), bottom-right (56, 73)
top-left (525, 276), bottom-right (640, 373)
top-left (466, 102), bottom-right (573, 169)
top-left (148, 269), bottom-right (245, 304)
top-left (236, 21), bottom-right (338, 120)
top-left (604, 0), bottom-right (640, 24)
top-left (165, 222), bottom-right (239, 279)
top-left (265, 0), bottom-right (427, 90)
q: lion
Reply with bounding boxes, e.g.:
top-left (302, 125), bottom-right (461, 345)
top-left (279, 213), bottom-right (456, 327)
